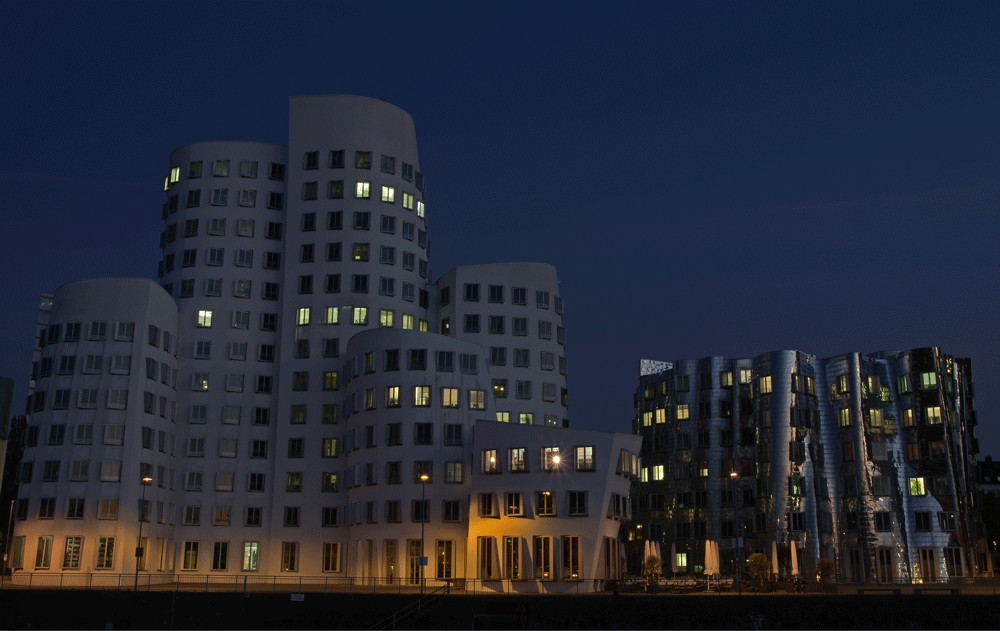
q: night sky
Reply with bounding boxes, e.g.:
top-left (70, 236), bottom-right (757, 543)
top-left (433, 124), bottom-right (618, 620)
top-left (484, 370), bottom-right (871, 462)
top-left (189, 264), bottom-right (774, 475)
top-left (2, 3), bottom-right (998, 454)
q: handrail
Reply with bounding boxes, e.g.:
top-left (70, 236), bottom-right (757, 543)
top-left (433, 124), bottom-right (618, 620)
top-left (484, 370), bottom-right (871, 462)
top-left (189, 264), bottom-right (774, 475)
top-left (368, 583), bottom-right (449, 630)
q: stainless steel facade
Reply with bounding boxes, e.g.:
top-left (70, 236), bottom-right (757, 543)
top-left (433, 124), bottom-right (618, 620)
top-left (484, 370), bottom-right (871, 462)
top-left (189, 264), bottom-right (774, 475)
top-left (632, 347), bottom-right (989, 581)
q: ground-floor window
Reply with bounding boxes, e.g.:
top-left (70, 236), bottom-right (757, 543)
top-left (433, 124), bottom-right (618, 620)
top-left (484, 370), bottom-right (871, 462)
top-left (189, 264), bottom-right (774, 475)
top-left (603, 537), bottom-right (621, 579)
top-left (479, 536), bottom-right (498, 579)
top-left (281, 542), bottom-right (298, 572)
top-left (876, 548), bottom-right (892, 581)
top-left (323, 542), bottom-right (340, 572)
top-left (96, 536), bottom-right (115, 570)
top-left (534, 536), bottom-right (552, 580)
top-left (35, 536), bottom-right (52, 569)
top-left (384, 540), bottom-right (397, 580)
top-left (675, 551), bottom-right (688, 572)
top-left (407, 539), bottom-right (423, 584)
top-left (62, 536), bottom-right (82, 570)
top-left (562, 536), bottom-right (580, 580)
top-left (212, 542), bottom-right (228, 571)
top-left (182, 541), bottom-right (198, 570)
top-left (503, 536), bottom-right (520, 579)
top-left (242, 542), bottom-right (259, 571)
top-left (919, 548), bottom-right (937, 581)
top-left (436, 540), bottom-right (453, 579)
top-left (944, 548), bottom-right (962, 578)
top-left (10, 536), bottom-right (24, 570)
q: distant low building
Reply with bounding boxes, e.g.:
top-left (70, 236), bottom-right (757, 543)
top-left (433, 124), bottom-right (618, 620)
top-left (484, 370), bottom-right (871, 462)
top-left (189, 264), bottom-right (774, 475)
top-left (632, 348), bottom-right (990, 581)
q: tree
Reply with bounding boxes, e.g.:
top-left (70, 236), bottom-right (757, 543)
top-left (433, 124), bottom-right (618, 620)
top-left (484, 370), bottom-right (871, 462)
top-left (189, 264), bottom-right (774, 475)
top-left (643, 555), bottom-right (662, 580)
top-left (746, 552), bottom-right (770, 582)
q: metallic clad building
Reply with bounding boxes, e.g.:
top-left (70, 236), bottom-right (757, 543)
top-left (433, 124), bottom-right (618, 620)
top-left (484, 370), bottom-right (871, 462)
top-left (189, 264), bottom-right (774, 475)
top-left (632, 347), bottom-right (989, 582)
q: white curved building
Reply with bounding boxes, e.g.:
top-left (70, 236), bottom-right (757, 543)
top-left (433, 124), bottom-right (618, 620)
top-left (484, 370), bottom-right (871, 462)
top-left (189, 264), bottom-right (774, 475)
top-left (13, 278), bottom-right (178, 574)
top-left (11, 95), bottom-right (636, 591)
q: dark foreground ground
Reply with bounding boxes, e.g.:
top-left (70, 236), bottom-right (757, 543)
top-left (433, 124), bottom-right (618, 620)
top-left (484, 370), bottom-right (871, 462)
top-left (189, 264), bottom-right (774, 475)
top-left (1, 590), bottom-right (998, 629)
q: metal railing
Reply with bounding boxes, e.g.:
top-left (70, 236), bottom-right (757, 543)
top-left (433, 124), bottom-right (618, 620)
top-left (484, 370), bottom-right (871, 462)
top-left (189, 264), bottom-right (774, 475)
top-left (368, 584), bottom-right (449, 630)
top-left (2, 571), bottom-right (997, 595)
top-left (0, 572), bottom-right (607, 594)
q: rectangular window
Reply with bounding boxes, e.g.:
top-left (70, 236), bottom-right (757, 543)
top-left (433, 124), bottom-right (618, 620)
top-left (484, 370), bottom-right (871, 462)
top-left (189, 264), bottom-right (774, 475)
top-left (568, 491), bottom-right (587, 516)
top-left (96, 536), bottom-right (116, 570)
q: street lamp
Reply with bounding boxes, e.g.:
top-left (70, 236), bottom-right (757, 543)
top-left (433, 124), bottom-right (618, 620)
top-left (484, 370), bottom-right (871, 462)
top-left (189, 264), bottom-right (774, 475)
top-left (419, 473), bottom-right (429, 595)
top-left (135, 476), bottom-right (152, 591)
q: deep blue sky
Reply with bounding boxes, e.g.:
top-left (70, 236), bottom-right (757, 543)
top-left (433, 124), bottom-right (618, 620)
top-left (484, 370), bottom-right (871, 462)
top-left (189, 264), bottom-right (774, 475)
top-left (2, 2), bottom-right (998, 454)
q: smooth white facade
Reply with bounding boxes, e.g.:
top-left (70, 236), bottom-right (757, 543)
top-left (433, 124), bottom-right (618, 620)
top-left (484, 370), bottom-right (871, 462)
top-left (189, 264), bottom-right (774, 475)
top-left (12, 96), bottom-right (629, 590)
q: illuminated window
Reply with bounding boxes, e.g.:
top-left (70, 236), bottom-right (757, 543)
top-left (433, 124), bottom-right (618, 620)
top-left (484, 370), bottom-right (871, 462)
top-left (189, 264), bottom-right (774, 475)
top-left (920, 371), bottom-right (938, 390)
top-left (416, 200), bottom-right (425, 218)
top-left (376, 385), bottom-right (397, 408)
top-left (926, 406), bottom-right (942, 424)
top-left (482, 449), bottom-right (499, 473)
top-left (507, 448), bottom-right (527, 472)
top-left (652, 465), bottom-right (664, 481)
top-left (469, 389), bottom-right (486, 410)
top-left (441, 387), bottom-right (459, 408)
top-left (497, 411), bottom-right (510, 423)
top-left (908, 477), bottom-right (926, 496)
top-left (355, 181), bottom-right (370, 199)
top-left (296, 307), bottom-right (310, 326)
top-left (676, 404), bottom-right (689, 420)
top-left (379, 309), bottom-right (394, 327)
top-left (532, 492), bottom-right (555, 519)
top-left (352, 307), bottom-right (368, 325)
top-left (413, 386), bottom-right (430, 407)
top-left (542, 447), bottom-right (561, 471)
top-left (323, 372), bottom-right (338, 391)
top-left (655, 408), bottom-right (666, 424)
top-left (575, 446), bottom-right (594, 471)
top-left (837, 408), bottom-right (851, 427)
top-left (381, 186), bottom-right (395, 203)
top-left (758, 376), bottom-right (772, 394)
top-left (196, 310), bottom-right (213, 327)
top-left (869, 409), bottom-right (882, 427)
top-left (902, 408), bottom-right (915, 427)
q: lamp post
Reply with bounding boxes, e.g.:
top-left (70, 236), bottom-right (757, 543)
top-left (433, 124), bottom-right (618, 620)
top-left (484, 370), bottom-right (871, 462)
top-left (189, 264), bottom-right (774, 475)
top-left (730, 471), bottom-right (743, 595)
top-left (419, 473), bottom-right (429, 595)
top-left (135, 476), bottom-right (152, 591)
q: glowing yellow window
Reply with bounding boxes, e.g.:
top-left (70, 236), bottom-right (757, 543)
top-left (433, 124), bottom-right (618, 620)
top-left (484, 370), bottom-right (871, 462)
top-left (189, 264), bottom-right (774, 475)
top-left (381, 186), bottom-right (395, 203)
top-left (926, 406), bottom-right (942, 424)
top-left (676, 404), bottom-right (689, 420)
top-left (655, 408), bottom-right (666, 424)
top-left (355, 181), bottom-right (370, 199)
top-left (758, 376), bottom-right (772, 394)
top-left (296, 307), bottom-right (310, 326)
